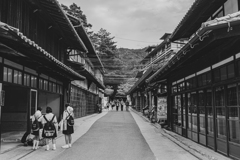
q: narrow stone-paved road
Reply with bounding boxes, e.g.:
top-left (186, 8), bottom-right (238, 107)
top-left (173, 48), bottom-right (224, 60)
top-left (54, 111), bottom-right (156, 160)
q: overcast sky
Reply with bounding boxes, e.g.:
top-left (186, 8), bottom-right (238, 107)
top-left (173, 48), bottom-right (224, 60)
top-left (58, 0), bottom-right (193, 49)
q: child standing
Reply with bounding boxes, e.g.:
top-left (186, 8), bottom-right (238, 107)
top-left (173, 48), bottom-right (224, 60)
top-left (61, 104), bottom-right (74, 149)
top-left (41, 106), bottom-right (58, 151)
top-left (31, 107), bottom-right (43, 150)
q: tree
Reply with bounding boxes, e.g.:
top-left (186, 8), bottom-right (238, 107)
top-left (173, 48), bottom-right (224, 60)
top-left (61, 3), bottom-right (92, 30)
top-left (92, 28), bottom-right (122, 73)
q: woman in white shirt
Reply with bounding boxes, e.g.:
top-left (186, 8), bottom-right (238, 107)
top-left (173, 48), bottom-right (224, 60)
top-left (61, 104), bottom-right (74, 149)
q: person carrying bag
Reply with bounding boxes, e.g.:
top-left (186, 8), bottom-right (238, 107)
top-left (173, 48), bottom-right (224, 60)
top-left (61, 104), bottom-right (74, 149)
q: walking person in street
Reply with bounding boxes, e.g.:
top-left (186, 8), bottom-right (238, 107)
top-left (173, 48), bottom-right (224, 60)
top-left (61, 104), bottom-right (74, 149)
top-left (41, 106), bottom-right (58, 151)
top-left (125, 100), bottom-right (129, 111)
top-left (116, 99), bottom-right (119, 111)
top-left (120, 99), bottom-right (124, 111)
top-left (31, 107), bottom-right (43, 150)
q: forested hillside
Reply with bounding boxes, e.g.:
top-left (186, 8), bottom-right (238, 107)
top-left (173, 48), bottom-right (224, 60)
top-left (115, 47), bottom-right (147, 77)
top-left (62, 3), bottom-right (149, 94)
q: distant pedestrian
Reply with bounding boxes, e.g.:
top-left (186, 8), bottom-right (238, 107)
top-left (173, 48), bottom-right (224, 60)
top-left (31, 107), bottom-right (43, 150)
top-left (120, 99), bottom-right (124, 111)
top-left (116, 100), bottom-right (119, 111)
top-left (125, 100), bottom-right (129, 111)
top-left (61, 104), bottom-right (74, 149)
top-left (41, 106), bottom-right (58, 151)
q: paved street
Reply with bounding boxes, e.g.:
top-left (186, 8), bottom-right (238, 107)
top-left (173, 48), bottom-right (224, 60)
top-left (53, 110), bottom-right (198, 160)
top-left (0, 108), bottom-right (231, 160)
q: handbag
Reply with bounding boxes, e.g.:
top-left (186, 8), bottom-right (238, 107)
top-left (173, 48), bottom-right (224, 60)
top-left (63, 119), bottom-right (67, 131)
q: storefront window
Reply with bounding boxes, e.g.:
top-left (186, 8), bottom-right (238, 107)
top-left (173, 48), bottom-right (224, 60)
top-left (228, 107), bottom-right (240, 143)
top-left (227, 63), bottom-right (235, 78)
top-left (39, 79), bottom-right (43, 90)
top-left (214, 69), bottom-right (220, 82)
top-left (24, 74), bottom-right (30, 86)
top-left (216, 107), bottom-right (226, 139)
top-left (228, 84), bottom-right (240, 144)
top-left (31, 76), bottom-right (37, 88)
top-left (198, 75), bottom-right (202, 87)
top-left (227, 84), bottom-right (237, 106)
top-left (44, 80), bottom-right (48, 90)
top-left (206, 72), bottom-right (211, 84)
top-left (215, 86), bottom-right (226, 140)
top-left (182, 94), bottom-right (186, 128)
top-left (191, 93), bottom-right (197, 132)
top-left (215, 86), bottom-right (224, 106)
top-left (202, 74), bottom-right (206, 86)
top-left (220, 67), bottom-right (227, 80)
top-left (198, 90), bottom-right (205, 133)
top-left (53, 83), bottom-right (56, 93)
top-left (18, 72), bottom-right (22, 85)
top-left (177, 95), bottom-right (182, 127)
top-left (7, 68), bottom-right (12, 83)
top-left (192, 77), bottom-right (197, 88)
top-left (188, 92), bottom-right (197, 131)
top-left (49, 82), bottom-right (52, 92)
top-left (187, 93), bottom-right (191, 129)
top-left (13, 70), bottom-right (22, 85)
top-left (172, 96), bottom-right (178, 126)
top-left (206, 90), bottom-right (213, 135)
top-left (14, 70), bottom-right (18, 84)
top-left (172, 85), bottom-right (177, 93)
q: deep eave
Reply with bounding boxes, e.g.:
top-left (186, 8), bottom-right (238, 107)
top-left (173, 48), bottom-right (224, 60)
top-left (28, 0), bottom-right (88, 52)
top-left (67, 14), bottom-right (105, 73)
top-left (147, 12), bottom-right (240, 83)
top-left (0, 22), bottom-right (86, 81)
top-left (170, 0), bottom-right (227, 41)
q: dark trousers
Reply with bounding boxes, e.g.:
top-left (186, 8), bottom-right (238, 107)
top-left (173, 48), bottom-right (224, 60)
top-left (121, 105), bottom-right (123, 111)
top-left (116, 106), bottom-right (119, 111)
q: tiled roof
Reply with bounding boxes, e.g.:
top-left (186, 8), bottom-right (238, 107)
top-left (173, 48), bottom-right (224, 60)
top-left (0, 22), bottom-right (85, 80)
top-left (146, 11), bottom-right (240, 83)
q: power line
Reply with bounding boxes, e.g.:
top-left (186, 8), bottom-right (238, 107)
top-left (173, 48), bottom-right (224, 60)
top-left (114, 36), bottom-right (160, 43)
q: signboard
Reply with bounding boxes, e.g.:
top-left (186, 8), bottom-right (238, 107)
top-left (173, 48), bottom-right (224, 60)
top-left (157, 97), bottom-right (167, 121)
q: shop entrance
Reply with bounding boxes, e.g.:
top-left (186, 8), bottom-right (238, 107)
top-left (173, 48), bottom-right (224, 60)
top-left (1, 84), bottom-right (29, 153)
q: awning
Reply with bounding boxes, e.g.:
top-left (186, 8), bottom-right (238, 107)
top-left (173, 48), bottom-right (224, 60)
top-left (147, 11), bottom-right (240, 83)
top-left (0, 22), bottom-right (85, 81)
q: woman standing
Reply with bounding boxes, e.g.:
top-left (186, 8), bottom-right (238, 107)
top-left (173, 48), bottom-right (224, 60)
top-left (61, 104), bottom-right (74, 149)
top-left (41, 106), bottom-right (58, 151)
top-left (31, 107), bottom-right (43, 150)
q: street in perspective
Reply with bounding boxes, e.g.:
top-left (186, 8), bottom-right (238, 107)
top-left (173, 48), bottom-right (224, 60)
top-left (0, 107), bottom-right (231, 160)
top-left (1, 0), bottom-right (240, 160)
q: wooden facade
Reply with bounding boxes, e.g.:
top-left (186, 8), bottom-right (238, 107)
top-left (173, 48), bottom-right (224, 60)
top-left (143, 0), bottom-right (240, 159)
top-left (0, 0), bottom-right (104, 153)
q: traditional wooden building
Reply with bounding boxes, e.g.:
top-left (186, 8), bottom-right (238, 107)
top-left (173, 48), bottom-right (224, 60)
top-left (146, 0), bottom-right (240, 159)
top-left (0, 0), bottom-right (104, 153)
top-left (128, 34), bottom-right (185, 120)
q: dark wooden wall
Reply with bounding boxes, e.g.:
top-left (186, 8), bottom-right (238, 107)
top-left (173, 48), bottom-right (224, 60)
top-left (0, 0), bottom-right (66, 62)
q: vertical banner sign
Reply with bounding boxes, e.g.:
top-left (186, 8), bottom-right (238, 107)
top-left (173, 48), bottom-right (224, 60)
top-left (157, 97), bottom-right (167, 122)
